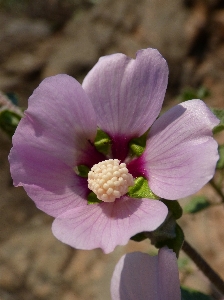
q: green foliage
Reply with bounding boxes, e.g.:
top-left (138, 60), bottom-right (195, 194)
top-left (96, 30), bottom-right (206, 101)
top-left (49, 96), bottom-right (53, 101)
top-left (0, 110), bottom-right (21, 137)
top-left (211, 108), bottom-right (224, 134)
top-left (129, 130), bottom-right (148, 156)
top-left (181, 286), bottom-right (213, 300)
top-left (94, 128), bottom-right (111, 155)
top-left (217, 145), bottom-right (224, 169)
top-left (87, 192), bottom-right (102, 205)
top-left (128, 177), bottom-right (160, 199)
top-left (148, 212), bottom-right (184, 257)
top-left (179, 86), bottom-right (210, 102)
top-left (183, 196), bottom-right (210, 214)
top-left (130, 232), bottom-right (147, 242)
top-left (161, 199), bottom-right (183, 220)
top-left (75, 165), bottom-right (90, 177)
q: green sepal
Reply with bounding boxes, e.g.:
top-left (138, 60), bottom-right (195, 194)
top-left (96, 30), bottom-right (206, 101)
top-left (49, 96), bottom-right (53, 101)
top-left (130, 232), bottom-right (147, 242)
top-left (148, 214), bottom-right (184, 257)
top-left (94, 128), bottom-right (111, 155)
top-left (128, 176), bottom-right (160, 199)
top-left (181, 286), bottom-right (213, 300)
top-left (87, 192), bottom-right (102, 205)
top-left (217, 144), bottom-right (224, 169)
top-left (129, 130), bottom-right (148, 156)
top-left (75, 165), bottom-right (90, 177)
top-left (183, 196), bottom-right (210, 214)
top-left (211, 108), bottom-right (224, 134)
top-left (0, 109), bottom-right (21, 137)
top-left (161, 199), bottom-right (183, 220)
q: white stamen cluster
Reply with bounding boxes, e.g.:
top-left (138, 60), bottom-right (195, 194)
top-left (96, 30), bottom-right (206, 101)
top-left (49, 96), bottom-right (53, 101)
top-left (88, 159), bottom-right (134, 202)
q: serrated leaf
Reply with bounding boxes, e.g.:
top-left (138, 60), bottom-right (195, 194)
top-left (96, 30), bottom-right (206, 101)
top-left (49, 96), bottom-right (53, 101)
top-left (183, 196), bottom-right (210, 214)
top-left (0, 109), bottom-right (21, 137)
top-left (94, 128), bottom-right (111, 155)
top-left (87, 192), bottom-right (102, 205)
top-left (211, 108), bottom-right (224, 134)
top-left (129, 130), bottom-right (148, 156)
top-left (217, 145), bottom-right (224, 169)
top-left (181, 286), bottom-right (213, 300)
top-left (161, 199), bottom-right (183, 220)
top-left (128, 176), bottom-right (160, 199)
top-left (74, 165), bottom-right (90, 177)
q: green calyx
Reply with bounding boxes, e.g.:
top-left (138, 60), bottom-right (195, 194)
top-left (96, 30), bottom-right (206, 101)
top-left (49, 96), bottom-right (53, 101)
top-left (0, 110), bottom-right (22, 137)
top-left (74, 165), bottom-right (90, 178)
top-left (87, 192), bottom-right (102, 205)
top-left (129, 130), bottom-right (148, 157)
top-left (94, 128), bottom-right (112, 155)
top-left (128, 176), bottom-right (160, 199)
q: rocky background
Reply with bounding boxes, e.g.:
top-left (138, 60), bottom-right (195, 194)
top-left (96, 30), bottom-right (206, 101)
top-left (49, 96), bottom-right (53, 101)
top-left (0, 0), bottom-right (224, 299)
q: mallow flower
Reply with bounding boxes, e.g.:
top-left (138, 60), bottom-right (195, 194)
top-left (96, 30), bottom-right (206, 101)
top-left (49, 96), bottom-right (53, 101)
top-left (111, 247), bottom-right (181, 300)
top-left (9, 48), bottom-right (219, 253)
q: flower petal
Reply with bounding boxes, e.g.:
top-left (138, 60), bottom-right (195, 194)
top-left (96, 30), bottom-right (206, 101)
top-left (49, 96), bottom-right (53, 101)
top-left (82, 48), bottom-right (168, 139)
top-left (9, 74), bottom-right (98, 216)
top-left (144, 100), bottom-right (219, 199)
top-left (110, 248), bottom-right (181, 300)
top-left (9, 144), bottom-right (88, 217)
top-left (11, 74), bottom-right (97, 167)
top-left (52, 198), bottom-right (168, 253)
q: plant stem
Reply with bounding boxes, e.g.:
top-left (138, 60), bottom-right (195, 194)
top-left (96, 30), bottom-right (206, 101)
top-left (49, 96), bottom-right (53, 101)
top-left (209, 179), bottom-right (224, 203)
top-left (182, 240), bottom-right (224, 295)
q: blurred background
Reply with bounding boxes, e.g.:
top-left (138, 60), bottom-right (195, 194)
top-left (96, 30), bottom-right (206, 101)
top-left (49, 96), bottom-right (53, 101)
top-left (0, 0), bottom-right (224, 299)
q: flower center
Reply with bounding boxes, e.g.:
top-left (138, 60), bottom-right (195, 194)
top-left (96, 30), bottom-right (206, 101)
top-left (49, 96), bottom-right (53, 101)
top-left (88, 159), bottom-right (134, 202)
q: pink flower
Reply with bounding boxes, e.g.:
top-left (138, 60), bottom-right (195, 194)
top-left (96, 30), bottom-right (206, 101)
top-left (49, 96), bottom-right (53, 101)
top-left (111, 247), bottom-right (181, 300)
top-left (9, 48), bottom-right (219, 253)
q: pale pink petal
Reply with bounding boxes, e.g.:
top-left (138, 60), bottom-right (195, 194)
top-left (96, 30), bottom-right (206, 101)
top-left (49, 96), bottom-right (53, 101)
top-left (144, 100), bottom-right (219, 199)
top-left (9, 74), bottom-right (98, 216)
top-left (111, 248), bottom-right (181, 300)
top-left (52, 198), bottom-right (168, 253)
top-left (11, 74), bottom-right (97, 167)
top-left (158, 247), bottom-right (181, 299)
top-left (9, 144), bottom-right (88, 217)
top-left (82, 48), bottom-right (168, 139)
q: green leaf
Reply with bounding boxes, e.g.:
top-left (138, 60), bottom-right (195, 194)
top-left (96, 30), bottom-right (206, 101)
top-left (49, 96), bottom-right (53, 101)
top-left (211, 108), bottom-right (224, 134)
top-left (183, 196), bottom-right (210, 214)
top-left (94, 128), bottom-right (112, 155)
top-left (217, 144), bottom-right (224, 169)
top-left (0, 109), bottom-right (21, 137)
top-left (87, 192), bottom-right (102, 205)
top-left (130, 232), bottom-right (147, 242)
top-left (74, 165), bottom-right (90, 177)
top-left (161, 199), bottom-right (183, 220)
top-left (179, 87), bottom-right (210, 102)
top-left (181, 286), bottom-right (213, 300)
top-left (165, 223), bottom-right (184, 257)
top-left (147, 214), bottom-right (184, 257)
top-left (128, 176), bottom-right (160, 199)
top-left (129, 130), bottom-right (148, 156)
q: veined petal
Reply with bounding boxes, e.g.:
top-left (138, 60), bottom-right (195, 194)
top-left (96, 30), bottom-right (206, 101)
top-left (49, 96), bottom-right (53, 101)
top-left (11, 74), bottom-right (97, 167)
top-left (144, 100), bottom-right (219, 199)
top-left (52, 198), bottom-right (168, 253)
top-left (82, 48), bottom-right (168, 139)
top-left (110, 248), bottom-right (181, 300)
top-left (9, 74), bottom-right (97, 216)
top-left (9, 144), bottom-right (88, 217)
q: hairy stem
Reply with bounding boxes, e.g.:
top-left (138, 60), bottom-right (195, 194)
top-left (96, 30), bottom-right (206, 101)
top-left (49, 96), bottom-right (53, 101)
top-left (182, 240), bottom-right (224, 295)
